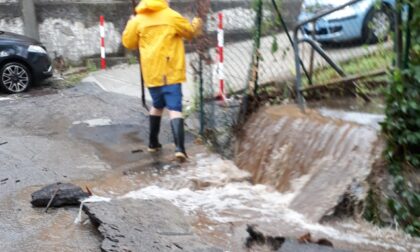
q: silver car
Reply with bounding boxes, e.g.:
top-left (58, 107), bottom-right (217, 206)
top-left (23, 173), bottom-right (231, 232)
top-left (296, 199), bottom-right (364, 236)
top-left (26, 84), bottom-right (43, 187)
top-left (298, 0), bottom-right (395, 44)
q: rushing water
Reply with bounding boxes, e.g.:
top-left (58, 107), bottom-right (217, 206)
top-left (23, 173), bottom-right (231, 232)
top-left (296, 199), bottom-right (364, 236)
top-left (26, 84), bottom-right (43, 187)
top-left (235, 105), bottom-right (384, 222)
top-left (2, 105), bottom-right (419, 252)
top-left (121, 153), bottom-right (419, 252)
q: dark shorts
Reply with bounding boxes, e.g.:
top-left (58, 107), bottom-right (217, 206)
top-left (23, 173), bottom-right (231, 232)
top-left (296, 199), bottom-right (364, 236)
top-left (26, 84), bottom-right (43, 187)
top-left (148, 84), bottom-right (183, 112)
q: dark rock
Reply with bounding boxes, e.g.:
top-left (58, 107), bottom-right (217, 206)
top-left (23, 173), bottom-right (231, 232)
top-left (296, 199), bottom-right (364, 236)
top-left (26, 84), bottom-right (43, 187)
top-left (246, 226), bottom-right (351, 252)
top-left (83, 198), bottom-right (223, 252)
top-left (31, 182), bottom-right (89, 207)
top-left (317, 239), bottom-right (334, 247)
top-left (245, 225), bottom-right (285, 250)
top-left (298, 233), bottom-right (334, 247)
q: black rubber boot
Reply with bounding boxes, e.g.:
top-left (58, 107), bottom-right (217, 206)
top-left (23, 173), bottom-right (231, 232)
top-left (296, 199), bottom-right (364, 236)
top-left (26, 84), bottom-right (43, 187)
top-left (148, 115), bottom-right (162, 152)
top-left (170, 118), bottom-right (187, 161)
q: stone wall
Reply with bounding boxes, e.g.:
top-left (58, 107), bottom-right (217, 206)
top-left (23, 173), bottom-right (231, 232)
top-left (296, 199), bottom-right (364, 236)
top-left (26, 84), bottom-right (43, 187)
top-left (0, 0), bottom-right (24, 35)
top-left (36, 1), bottom-right (131, 63)
top-left (0, 0), bottom-right (302, 64)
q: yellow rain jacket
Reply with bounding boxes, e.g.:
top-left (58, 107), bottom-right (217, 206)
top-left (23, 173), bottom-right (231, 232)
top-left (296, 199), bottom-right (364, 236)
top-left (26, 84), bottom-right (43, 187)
top-left (122, 0), bottom-right (202, 87)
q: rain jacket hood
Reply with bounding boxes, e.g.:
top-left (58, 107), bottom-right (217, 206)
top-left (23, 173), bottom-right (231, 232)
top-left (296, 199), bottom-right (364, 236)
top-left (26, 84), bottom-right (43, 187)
top-left (122, 0), bottom-right (202, 87)
top-left (135, 0), bottom-right (168, 13)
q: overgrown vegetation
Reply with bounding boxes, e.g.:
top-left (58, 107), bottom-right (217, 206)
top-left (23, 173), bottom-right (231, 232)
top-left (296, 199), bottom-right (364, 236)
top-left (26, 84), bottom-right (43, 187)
top-left (307, 49), bottom-right (392, 85)
top-left (377, 0), bottom-right (420, 236)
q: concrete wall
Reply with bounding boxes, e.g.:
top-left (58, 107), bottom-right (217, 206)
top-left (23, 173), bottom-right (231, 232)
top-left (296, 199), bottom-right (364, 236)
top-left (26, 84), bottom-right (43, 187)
top-left (0, 0), bottom-right (302, 64)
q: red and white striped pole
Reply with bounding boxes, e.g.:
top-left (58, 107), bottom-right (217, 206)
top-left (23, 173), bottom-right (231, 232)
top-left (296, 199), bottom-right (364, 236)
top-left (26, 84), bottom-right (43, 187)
top-left (217, 12), bottom-right (225, 100)
top-left (100, 15), bottom-right (106, 70)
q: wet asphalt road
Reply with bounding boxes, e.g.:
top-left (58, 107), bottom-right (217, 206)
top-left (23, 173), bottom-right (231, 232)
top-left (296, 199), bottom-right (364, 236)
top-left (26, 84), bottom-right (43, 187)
top-left (0, 82), bottom-right (197, 251)
top-left (0, 82), bottom-right (179, 200)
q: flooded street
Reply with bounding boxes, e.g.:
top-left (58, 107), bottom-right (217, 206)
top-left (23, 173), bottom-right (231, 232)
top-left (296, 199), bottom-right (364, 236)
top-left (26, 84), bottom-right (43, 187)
top-left (0, 85), bottom-right (419, 251)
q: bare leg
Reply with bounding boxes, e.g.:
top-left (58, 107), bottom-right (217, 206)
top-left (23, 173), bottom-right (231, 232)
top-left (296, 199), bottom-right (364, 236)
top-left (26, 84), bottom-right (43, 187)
top-left (150, 106), bottom-right (163, 116)
top-left (169, 110), bottom-right (182, 119)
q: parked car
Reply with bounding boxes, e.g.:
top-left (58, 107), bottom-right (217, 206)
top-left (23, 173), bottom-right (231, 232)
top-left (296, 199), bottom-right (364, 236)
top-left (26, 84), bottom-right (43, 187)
top-left (298, 0), bottom-right (395, 44)
top-left (0, 31), bottom-right (52, 93)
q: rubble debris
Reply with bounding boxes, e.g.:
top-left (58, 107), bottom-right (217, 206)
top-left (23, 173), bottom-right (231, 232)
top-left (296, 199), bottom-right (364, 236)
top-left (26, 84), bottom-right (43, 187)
top-left (85, 186), bottom-right (93, 196)
top-left (31, 182), bottom-right (89, 208)
top-left (131, 149), bottom-right (144, 153)
top-left (245, 225), bottom-right (350, 252)
top-left (245, 225), bottom-right (285, 250)
top-left (298, 233), bottom-right (333, 247)
top-left (44, 187), bottom-right (60, 213)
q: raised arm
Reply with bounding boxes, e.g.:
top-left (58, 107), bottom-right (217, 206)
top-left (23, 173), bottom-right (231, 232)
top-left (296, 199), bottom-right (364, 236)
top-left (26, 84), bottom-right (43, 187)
top-left (173, 15), bottom-right (202, 40)
top-left (122, 17), bottom-right (140, 49)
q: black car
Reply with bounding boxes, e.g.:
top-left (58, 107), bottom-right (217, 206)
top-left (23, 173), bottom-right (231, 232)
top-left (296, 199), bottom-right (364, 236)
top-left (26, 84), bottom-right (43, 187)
top-left (0, 31), bottom-right (53, 93)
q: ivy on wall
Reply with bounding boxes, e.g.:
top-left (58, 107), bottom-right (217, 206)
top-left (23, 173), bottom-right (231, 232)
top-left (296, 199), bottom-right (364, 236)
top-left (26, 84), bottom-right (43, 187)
top-left (381, 0), bottom-right (420, 236)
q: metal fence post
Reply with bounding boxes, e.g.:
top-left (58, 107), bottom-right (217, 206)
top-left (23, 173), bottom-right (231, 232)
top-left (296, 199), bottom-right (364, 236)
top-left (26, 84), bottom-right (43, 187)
top-left (196, 0), bottom-right (210, 136)
top-left (199, 52), bottom-right (204, 136)
top-left (271, 0), bottom-right (312, 83)
top-left (293, 32), bottom-right (304, 110)
top-left (252, 0), bottom-right (263, 96)
top-left (403, 3), bottom-right (413, 69)
top-left (394, 0), bottom-right (403, 69)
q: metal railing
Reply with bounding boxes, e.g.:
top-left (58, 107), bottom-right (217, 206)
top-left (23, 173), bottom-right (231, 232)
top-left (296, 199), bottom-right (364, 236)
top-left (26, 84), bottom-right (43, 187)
top-left (292, 0), bottom-right (362, 108)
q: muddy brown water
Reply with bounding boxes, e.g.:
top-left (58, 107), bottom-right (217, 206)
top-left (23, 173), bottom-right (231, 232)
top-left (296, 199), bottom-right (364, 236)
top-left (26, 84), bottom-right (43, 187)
top-left (1, 104), bottom-right (419, 252)
top-left (307, 97), bottom-right (385, 115)
top-left (235, 105), bottom-right (383, 222)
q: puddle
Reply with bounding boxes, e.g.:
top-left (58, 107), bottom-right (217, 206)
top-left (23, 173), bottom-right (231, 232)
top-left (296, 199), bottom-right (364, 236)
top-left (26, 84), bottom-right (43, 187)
top-left (0, 97), bottom-right (13, 101)
top-left (69, 123), bottom-right (142, 146)
top-left (72, 118), bottom-right (113, 127)
top-left (69, 123), bottom-right (147, 168)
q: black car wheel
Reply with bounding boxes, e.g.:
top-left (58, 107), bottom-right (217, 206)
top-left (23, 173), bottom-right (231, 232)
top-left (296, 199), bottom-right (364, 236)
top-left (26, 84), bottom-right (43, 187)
top-left (362, 5), bottom-right (393, 44)
top-left (0, 62), bottom-right (32, 93)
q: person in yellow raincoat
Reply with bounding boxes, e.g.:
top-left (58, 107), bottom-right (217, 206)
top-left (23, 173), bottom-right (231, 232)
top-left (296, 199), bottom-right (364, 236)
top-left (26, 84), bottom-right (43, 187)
top-left (122, 0), bottom-right (202, 161)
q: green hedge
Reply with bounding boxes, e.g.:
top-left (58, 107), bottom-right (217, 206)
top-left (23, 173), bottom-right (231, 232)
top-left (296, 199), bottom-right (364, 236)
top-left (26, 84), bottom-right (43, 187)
top-left (381, 0), bottom-right (420, 236)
